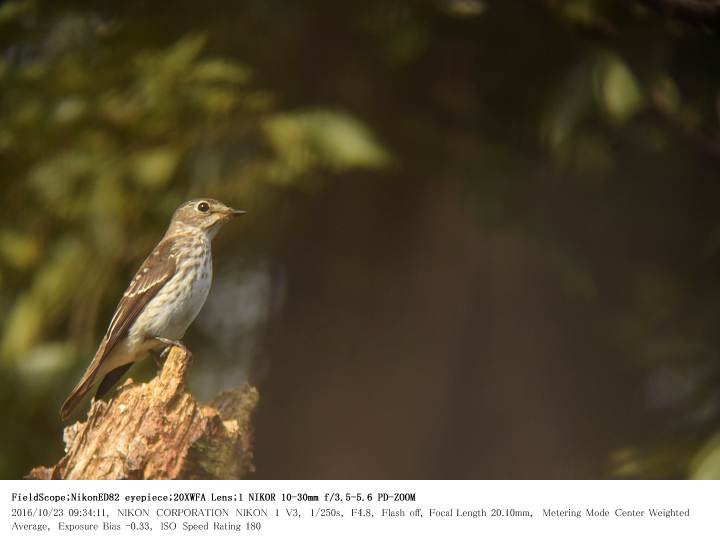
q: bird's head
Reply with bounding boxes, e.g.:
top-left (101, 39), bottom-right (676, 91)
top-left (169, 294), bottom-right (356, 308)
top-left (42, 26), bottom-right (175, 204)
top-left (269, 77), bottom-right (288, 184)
top-left (170, 198), bottom-right (246, 239)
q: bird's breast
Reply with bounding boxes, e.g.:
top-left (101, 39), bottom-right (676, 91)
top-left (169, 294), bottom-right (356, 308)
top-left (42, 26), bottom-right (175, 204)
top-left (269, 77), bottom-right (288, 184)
top-left (130, 241), bottom-right (213, 342)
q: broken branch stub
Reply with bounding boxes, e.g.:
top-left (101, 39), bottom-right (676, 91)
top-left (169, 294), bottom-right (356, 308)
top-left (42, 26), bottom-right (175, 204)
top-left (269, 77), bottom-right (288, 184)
top-left (28, 346), bottom-right (258, 480)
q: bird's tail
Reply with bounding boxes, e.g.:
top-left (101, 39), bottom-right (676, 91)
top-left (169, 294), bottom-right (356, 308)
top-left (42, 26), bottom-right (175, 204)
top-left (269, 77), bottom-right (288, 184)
top-left (60, 364), bottom-right (99, 421)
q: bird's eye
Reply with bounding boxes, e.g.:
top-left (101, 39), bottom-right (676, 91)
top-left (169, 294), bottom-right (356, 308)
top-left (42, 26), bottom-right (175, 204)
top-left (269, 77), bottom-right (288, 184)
top-left (197, 202), bottom-right (209, 213)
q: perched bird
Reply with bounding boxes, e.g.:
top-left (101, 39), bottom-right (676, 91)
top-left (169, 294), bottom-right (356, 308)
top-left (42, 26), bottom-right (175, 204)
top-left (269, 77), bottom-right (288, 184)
top-left (60, 198), bottom-right (245, 420)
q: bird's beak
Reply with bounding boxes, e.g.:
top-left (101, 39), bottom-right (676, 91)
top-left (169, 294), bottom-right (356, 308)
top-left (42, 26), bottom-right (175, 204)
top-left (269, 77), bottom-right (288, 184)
top-left (229, 209), bottom-right (247, 217)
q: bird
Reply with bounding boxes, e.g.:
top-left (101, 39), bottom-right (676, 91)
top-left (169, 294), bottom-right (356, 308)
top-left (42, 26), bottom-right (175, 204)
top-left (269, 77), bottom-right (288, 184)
top-left (60, 198), bottom-right (245, 420)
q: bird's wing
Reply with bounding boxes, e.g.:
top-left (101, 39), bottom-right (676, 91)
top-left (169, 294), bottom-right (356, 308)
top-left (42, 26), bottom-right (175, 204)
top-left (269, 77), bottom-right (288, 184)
top-left (59, 236), bottom-right (178, 420)
top-left (91, 235), bottom-right (178, 369)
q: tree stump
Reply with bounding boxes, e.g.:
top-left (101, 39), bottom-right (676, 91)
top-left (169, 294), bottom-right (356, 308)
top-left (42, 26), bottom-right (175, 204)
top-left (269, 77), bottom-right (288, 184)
top-left (27, 347), bottom-right (258, 480)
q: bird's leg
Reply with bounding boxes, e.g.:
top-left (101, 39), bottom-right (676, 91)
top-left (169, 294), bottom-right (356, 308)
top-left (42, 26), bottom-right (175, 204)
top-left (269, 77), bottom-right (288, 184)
top-left (150, 345), bottom-right (174, 369)
top-left (151, 350), bottom-right (165, 370)
top-left (154, 337), bottom-right (192, 362)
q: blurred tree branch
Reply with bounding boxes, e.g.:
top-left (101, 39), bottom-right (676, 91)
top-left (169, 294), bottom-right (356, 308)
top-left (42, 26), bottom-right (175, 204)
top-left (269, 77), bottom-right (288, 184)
top-left (27, 347), bottom-right (258, 480)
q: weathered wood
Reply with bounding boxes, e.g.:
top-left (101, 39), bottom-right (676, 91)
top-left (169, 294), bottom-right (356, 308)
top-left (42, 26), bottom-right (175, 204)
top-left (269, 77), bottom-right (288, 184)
top-left (28, 347), bottom-right (258, 480)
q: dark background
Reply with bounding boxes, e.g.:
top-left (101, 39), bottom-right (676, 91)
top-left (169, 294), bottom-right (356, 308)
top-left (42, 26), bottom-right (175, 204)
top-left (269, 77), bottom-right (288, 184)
top-left (1, 0), bottom-right (720, 478)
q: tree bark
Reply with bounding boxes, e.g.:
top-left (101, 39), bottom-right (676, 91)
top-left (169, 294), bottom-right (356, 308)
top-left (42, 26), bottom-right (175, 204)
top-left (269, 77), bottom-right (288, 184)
top-left (27, 347), bottom-right (258, 480)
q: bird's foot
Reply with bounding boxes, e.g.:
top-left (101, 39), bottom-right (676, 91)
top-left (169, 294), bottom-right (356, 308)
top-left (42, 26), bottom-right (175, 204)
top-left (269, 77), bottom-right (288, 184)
top-left (154, 337), bottom-right (192, 362)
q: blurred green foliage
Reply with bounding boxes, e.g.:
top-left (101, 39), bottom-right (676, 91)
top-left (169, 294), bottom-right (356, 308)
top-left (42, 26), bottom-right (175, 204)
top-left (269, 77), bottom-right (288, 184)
top-left (0, 0), bottom-right (719, 478)
top-left (0, 0), bottom-right (392, 476)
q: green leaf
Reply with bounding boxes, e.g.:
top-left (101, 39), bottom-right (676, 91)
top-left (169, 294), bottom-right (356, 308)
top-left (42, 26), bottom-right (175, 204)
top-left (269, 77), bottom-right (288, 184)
top-left (691, 433), bottom-right (720, 479)
top-left (1, 238), bottom-right (89, 364)
top-left (263, 109), bottom-right (392, 178)
top-left (136, 34), bottom-right (207, 79)
top-left (594, 55), bottom-right (644, 124)
top-left (0, 230), bottom-right (40, 270)
top-left (192, 59), bottom-right (250, 84)
top-left (130, 147), bottom-right (181, 188)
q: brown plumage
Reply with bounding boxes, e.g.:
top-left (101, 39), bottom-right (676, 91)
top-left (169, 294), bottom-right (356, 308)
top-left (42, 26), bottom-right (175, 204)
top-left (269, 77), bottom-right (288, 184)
top-left (60, 198), bottom-right (245, 420)
top-left (60, 238), bottom-right (178, 419)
